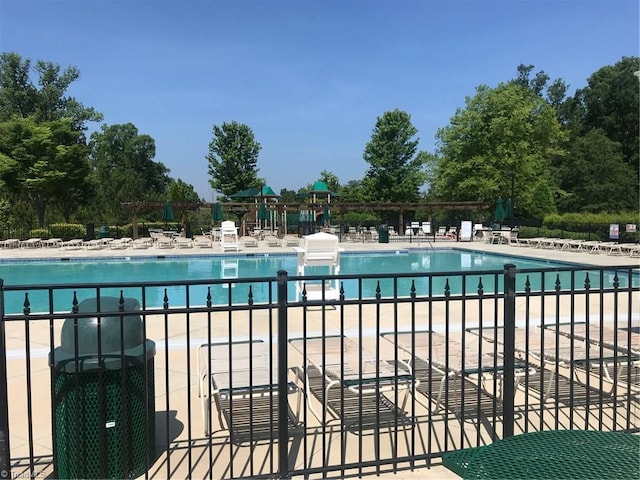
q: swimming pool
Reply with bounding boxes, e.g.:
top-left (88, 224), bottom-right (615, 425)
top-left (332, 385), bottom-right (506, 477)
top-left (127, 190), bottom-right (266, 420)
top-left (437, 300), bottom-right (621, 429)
top-left (1, 249), bottom-right (634, 313)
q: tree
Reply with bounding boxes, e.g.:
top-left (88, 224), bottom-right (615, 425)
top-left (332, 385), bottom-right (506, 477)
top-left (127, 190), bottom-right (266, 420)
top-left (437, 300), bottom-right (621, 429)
top-left (317, 170), bottom-right (340, 193)
top-left (575, 56), bottom-right (640, 175)
top-left (89, 123), bottom-right (170, 221)
top-left (0, 116), bottom-right (90, 226)
top-left (362, 109), bottom-right (428, 202)
top-left (167, 178), bottom-right (201, 234)
top-left (0, 52), bottom-right (102, 129)
top-left (431, 82), bottom-right (567, 219)
top-left (556, 129), bottom-right (637, 213)
top-left (206, 121), bottom-right (261, 197)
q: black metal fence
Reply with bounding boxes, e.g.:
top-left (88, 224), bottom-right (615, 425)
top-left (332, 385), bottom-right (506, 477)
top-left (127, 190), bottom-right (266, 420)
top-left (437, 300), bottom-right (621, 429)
top-left (0, 264), bottom-right (638, 479)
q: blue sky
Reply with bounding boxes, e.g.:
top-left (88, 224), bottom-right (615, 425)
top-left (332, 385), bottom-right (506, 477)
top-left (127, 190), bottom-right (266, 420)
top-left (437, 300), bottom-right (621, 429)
top-left (1, 0), bottom-right (638, 200)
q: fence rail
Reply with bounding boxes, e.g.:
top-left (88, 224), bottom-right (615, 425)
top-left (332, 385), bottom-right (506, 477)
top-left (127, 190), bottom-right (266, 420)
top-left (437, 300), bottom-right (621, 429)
top-left (1, 264), bottom-right (638, 479)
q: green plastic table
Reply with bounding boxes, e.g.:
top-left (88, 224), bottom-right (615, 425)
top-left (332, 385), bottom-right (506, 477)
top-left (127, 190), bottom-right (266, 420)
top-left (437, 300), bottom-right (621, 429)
top-left (442, 430), bottom-right (639, 480)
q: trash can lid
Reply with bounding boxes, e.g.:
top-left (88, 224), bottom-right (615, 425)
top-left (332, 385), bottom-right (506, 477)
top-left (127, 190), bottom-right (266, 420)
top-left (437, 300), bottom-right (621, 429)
top-left (50, 296), bottom-right (155, 372)
top-left (60, 296), bottom-right (143, 354)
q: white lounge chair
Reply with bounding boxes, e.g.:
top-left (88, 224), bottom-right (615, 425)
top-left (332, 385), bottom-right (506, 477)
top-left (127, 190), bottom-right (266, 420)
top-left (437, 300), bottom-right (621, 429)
top-left (220, 220), bottom-right (239, 252)
top-left (175, 237), bottom-right (193, 248)
top-left (109, 237), bottom-right (132, 249)
top-left (131, 238), bottom-right (152, 249)
top-left (0, 239), bottom-right (20, 249)
top-left (264, 235), bottom-right (281, 247)
top-left (243, 236), bottom-right (258, 248)
top-left (197, 339), bottom-right (303, 438)
top-left (193, 235), bottom-right (213, 248)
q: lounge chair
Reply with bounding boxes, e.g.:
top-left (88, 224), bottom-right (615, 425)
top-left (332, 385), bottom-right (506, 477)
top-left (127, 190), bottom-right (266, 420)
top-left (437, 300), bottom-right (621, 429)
top-left (175, 237), bottom-right (193, 248)
top-left (61, 239), bottom-right (84, 250)
top-left (41, 238), bottom-right (63, 248)
top-left (0, 239), bottom-right (20, 249)
top-left (220, 220), bottom-right (239, 252)
top-left (131, 238), bottom-right (152, 249)
top-left (193, 235), bottom-right (213, 248)
top-left (242, 236), bottom-right (258, 248)
top-left (544, 322), bottom-right (639, 391)
top-left (264, 235), bottom-right (281, 247)
top-left (197, 339), bottom-right (303, 440)
top-left (20, 238), bottom-right (42, 248)
top-left (155, 236), bottom-right (174, 249)
top-left (83, 239), bottom-right (104, 250)
top-left (283, 235), bottom-right (299, 247)
top-left (467, 326), bottom-right (619, 404)
top-left (289, 335), bottom-right (414, 431)
top-left (381, 330), bottom-right (525, 416)
top-left (109, 237), bottom-right (132, 249)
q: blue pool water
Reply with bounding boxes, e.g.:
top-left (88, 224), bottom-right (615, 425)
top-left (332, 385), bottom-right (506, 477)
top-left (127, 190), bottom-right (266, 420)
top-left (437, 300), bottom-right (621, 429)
top-left (1, 249), bottom-right (634, 313)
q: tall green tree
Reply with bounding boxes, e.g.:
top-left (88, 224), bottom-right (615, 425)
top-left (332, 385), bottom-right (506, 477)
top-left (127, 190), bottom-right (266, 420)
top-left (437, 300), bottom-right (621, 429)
top-left (431, 82), bottom-right (567, 219)
top-left (362, 109), bottom-right (428, 202)
top-left (0, 52), bottom-right (102, 129)
top-left (89, 123), bottom-right (170, 221)
top-left (206, 121), bottom-right (261, 197)
top-left (575, 56), bottom-right (639, 175)
top-left (0, 116), bottom-right (89, 226)
top-left (556, 129), bottom-right (636, 213)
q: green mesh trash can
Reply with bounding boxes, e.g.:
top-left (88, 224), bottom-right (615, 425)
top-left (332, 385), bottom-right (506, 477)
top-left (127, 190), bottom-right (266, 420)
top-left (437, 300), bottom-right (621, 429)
top-left (379, 224), bottom-right (389, 243)
top-left (49, 296), bottom-right (156, 479)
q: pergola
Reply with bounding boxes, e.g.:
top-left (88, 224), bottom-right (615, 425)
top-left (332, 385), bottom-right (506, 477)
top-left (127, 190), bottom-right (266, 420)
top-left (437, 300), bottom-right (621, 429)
top-left (122, 200), bottom-right (488, 238)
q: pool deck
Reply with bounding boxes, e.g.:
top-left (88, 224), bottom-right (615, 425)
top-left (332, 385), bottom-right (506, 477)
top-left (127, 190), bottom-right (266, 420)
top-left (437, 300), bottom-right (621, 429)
top-left (2, 236), bottom-right (638, 479)
top-left (1, 236), bottom-right (638, 268)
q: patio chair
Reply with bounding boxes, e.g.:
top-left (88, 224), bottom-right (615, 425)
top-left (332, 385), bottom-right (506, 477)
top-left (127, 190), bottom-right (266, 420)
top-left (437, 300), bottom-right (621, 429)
top-left (467, 326), bottom-right (619, 404)
top-left (41, 238), bottom-right (63, 248)
top-left (173, 237), bottom-right (192, 248)
top-left (197, 339), bottom-right (303, 440)
top-left (220, 220), bottom-right (239, 252)
top-left (192, 235), bottom-right (213, 248)
top-left (264, 235), bottom-right (281, 247)
top-left (109, 237), bottom-right (133, 249)
top-left (283, 235), bottom-right (299, 247)
top-left (0, 238), bottom-right (20, 248)
top-left (381, 330), bottom-right (527, 417)
top-left (544, 322), bottom-right (639, 391)
top-left (131, 238), bottom-right (152, 249)
top-left (153, 236), bottom-right (173, 248)
top-left (242, 236), bottom-right (258, 248)
top-left (289, 335), bottom-right (414, 432)
top-left (61, 238), bottom-right (84, 250)
top-left (20, 238), bottom-right (42, 248)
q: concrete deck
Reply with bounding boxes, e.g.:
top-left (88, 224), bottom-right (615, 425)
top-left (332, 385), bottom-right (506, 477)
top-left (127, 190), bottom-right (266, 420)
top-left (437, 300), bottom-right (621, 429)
top-left (1, 236), bottom-right (638, 479)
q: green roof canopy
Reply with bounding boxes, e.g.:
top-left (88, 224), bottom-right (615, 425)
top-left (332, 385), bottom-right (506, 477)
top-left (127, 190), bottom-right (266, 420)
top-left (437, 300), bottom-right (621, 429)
top-left (229, 186), bottom-right (279, 199)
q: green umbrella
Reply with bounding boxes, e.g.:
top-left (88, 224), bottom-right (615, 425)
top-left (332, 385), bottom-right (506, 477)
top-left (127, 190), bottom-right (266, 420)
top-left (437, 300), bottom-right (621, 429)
top-left (505, 198), bottom-right (513, 222)
top-left (211, 203), bottom-right (223, 222)
top-left (162, 201), bottom-right (174, 221)
top-left (258, 203), bottom-right (269, 221)
top-left (323, 203), bottom-right (330, 225)
top-left (494, 197), bottom-right (506, 222)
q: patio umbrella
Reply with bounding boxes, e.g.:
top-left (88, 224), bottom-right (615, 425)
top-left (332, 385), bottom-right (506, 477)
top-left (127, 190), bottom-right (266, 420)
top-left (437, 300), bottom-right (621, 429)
top-left (494, 197), bottom-right (506, 222)
top-left (323, 203), bottom-right (330, 225)
top-left (257, 202), bottom-right (269, 229)
top-left (162, 201), bottom-right (174, 222)
top-left (505, 198), bottom-right (513, 223)
top-left (211, 203), bottom-right (223, 223)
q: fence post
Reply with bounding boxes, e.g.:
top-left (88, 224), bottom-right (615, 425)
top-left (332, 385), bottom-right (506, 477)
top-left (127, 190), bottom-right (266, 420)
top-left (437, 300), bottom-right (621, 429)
top-left (276, 270), bottom-right (290, 479)
top-left (0, 280), bottom-right (11, 478)
top-left (503, 264), bottom-right (516, 438)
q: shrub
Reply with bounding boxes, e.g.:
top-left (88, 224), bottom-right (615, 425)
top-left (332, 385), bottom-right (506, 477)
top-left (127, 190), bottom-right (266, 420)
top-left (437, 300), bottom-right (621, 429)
top-left (49, 223), bottom-right (87, 241)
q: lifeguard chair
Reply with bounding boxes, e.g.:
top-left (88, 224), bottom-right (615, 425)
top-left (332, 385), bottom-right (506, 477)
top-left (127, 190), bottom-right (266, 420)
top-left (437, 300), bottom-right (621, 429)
top-left (293, 232), bottom-right (343, 304)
